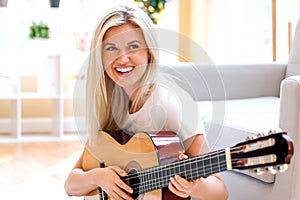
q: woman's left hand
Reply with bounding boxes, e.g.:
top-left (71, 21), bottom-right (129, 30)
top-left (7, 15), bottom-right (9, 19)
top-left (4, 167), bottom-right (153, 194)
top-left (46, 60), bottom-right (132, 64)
top-left (168, 154), bottom-right (203, 198)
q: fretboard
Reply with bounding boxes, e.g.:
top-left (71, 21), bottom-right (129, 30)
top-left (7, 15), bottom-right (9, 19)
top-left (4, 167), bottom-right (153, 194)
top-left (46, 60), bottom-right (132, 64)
top-left (129, 149), bottom-right (229, 195)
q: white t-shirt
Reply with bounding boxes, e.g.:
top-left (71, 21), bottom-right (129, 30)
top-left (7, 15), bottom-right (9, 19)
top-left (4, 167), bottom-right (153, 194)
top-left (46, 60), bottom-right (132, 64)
top-left (84, 85), bottom-right (205, 200)
top-left (119, 85), bottom-right (205, 141)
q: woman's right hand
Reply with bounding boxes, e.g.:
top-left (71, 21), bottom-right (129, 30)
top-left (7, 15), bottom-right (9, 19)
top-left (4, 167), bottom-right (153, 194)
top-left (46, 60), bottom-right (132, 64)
top-left (89, 166), bottom-right (134, 200)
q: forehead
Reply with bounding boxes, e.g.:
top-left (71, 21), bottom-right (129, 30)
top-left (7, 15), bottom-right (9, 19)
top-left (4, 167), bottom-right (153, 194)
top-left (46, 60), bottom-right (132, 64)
top-left (103, 23), bottom-right (145, 43)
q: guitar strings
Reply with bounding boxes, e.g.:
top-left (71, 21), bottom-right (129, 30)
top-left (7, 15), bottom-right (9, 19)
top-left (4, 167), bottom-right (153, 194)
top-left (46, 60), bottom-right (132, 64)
top-left (127, 158), bottom-right (228, 193)
top-left (131, 154), bottom-right (258, 193)
top-left (122, 146), bottom-right (245, 182)
top-left (122, 149), bottom-right (229, 193)
top-left (127, 157), bottom-right (248, 194)
top-left (96, 146), bottom-right (251, 195)
top-left (120, 146), bottom-right (253, 193)
top-left (122, 147), bottom-right (238, 181)
top-left (123, 147), bottom-right (246, 181)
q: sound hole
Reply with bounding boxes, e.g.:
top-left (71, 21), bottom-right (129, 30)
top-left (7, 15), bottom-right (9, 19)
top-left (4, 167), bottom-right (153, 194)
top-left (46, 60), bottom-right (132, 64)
top-left (124, 161), bottom-right (143, 199)
top-left (127, 169), bottom-right (140, 199)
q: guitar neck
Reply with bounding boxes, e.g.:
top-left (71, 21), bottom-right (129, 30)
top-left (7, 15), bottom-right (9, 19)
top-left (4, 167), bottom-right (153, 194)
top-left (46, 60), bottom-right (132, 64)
top-left (126, 148), bottom-right (231, 194)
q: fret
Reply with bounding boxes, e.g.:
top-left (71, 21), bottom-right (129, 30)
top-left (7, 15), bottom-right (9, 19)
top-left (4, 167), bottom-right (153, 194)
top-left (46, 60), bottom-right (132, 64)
top-left (184, 159), bottom-right (187, 179)
top-left (145, 169), bottom-right (150, 192)
top-left (185, 159), bottom-right (192, 180)
top-left (150, 170), bottom-right (155, 190)
top-left (154, 169), bottom-right (159, 189)
top-left (210, 153), bottom-right (213, 174)
top-left (170, 163), bottom-right (175, 178)
top-left (204, 155), bottom-right (212, 176)
top-left (201, 155), bottom-right (205, 177)
top-left (168, 165), bottom-right (172, 180)
top-left (216, 150), bottom-right (221, 172)
top-left (191, 160), bottom-right (197, 176)
top-left (139, 170), bottom-right (145, 194)
top-left (175, 163), bottom-right (180, 175)
top-left (157, 168), bottom-right (162, 189)
top-left (139, 171), bottom-right (144, 194)
top-left (218, 150), bottom-right (228, 172)
top-left (144, 168), bottom-right (151, 193)
top-left (161, 165), bottom-right (167, 186)
top-left (211, 152), bottom-right (221, 174)
top-left (166, 165), bottom-right (170, 181)
top-left (180, 162), bottom-right (185, 178)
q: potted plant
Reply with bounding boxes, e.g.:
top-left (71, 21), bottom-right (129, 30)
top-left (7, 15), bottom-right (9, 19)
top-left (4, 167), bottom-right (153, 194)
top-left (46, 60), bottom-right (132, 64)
top-left (28, 21), bottom-right (50, 39)
top-left (28, 21), bottom-right (50, 61)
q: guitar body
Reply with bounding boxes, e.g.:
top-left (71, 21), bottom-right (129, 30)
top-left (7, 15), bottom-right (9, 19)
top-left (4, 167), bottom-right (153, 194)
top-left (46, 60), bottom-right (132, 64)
top-left (82, 130), bottom-right (186, 200)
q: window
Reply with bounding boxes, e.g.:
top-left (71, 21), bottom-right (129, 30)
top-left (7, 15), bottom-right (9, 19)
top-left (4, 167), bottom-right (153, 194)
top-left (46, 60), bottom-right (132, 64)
top-left (207, 0), bottom-right (299, 64)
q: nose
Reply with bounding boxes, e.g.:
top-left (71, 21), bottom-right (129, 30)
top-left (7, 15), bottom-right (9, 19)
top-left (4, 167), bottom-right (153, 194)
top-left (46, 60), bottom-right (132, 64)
top-left (117, 50), bottom-right (130, 63)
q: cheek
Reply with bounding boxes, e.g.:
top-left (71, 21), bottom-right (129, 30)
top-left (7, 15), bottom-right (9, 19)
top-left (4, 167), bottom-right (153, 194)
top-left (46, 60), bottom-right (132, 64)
top-left (102, 54), bottom-right (113, 70)
top-left (134, 50), bottom-right (149, 65)
top-left (105, 67), bottom-right (114, 81)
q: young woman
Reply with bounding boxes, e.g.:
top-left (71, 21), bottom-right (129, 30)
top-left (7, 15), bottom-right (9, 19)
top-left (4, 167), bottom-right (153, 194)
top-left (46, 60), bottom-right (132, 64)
top-left (64, 5), bottom-right (228, 200)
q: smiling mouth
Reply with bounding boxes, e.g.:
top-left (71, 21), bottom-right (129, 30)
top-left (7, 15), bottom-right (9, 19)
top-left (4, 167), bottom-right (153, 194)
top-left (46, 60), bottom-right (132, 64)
top-left (115, 67), bottom-right (134, 73)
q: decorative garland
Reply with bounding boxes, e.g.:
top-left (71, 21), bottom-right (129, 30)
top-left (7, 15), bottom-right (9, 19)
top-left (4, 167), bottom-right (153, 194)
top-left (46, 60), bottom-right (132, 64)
top-left (134, 0), bottom-right (167, 24)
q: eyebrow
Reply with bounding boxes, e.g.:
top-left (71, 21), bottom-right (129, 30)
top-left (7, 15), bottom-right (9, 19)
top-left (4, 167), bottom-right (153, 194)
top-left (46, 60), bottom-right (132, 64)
top-left (102, 42), bottom-right (115, 47)
top-left (102, 40), bottom-right (144, 48)
top-left (128, 40), bottom-right (142, 45)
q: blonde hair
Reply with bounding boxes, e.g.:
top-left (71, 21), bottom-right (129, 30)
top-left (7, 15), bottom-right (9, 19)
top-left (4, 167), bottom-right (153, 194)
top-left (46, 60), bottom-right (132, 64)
top-left (86, 5), bottom-right (159, 142)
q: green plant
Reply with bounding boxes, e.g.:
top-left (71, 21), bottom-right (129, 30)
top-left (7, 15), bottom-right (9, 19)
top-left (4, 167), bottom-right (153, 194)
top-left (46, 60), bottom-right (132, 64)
top-left (134, 0), bottom-right (167, 24)
top-left (28, 21), bottom-right (50, 39)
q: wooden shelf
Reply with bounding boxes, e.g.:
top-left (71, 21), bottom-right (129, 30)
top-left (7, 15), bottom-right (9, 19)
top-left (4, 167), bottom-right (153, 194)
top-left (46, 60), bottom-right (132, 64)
top-left (0, 54), bottom-right (71, 141)
top-left (0, 6), bottom-right (89, 142)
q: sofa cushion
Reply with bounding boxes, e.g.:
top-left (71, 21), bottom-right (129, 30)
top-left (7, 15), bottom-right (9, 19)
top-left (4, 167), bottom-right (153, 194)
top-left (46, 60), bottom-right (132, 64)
top-left (197, 96), bottom-right (281, 183)
top-left (198, 97), bottom-right (281, 136)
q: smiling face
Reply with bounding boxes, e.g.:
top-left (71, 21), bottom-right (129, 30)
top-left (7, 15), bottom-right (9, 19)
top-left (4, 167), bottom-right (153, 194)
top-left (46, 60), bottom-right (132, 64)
top-left (102, 23), bottom-right (149, 95)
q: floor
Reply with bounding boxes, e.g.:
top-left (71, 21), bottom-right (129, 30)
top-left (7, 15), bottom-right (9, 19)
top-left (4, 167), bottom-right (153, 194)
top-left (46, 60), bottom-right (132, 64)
top-left (0, 139), bottom-right (84, 200)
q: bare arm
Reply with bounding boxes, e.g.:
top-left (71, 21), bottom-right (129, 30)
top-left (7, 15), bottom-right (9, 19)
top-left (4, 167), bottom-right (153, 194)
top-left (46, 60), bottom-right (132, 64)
top-left (64, 152), bottom-right (97, 196)
top-left (64, 151), bottom-right (133, 199)
top-left (168, 134), bottom-right (228, 200)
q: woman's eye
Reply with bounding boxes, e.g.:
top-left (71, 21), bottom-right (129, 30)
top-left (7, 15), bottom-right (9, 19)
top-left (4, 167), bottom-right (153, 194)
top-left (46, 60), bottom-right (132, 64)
top-left (129, 44), bottom-right (139, 50)
top-left (106, 46), bottom-right (117, 51)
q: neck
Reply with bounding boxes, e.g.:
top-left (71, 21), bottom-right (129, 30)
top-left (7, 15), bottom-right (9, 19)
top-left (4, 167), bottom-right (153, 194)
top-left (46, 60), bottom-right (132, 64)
top-left (126, 84), bottom-right (155, 114)
top-left (121, 148), bottom-right (228, 195)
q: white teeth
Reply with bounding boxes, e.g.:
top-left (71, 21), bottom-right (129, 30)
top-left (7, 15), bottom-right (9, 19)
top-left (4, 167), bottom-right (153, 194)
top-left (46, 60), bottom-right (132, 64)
top-left (116, 67), bottom-right (133, 73)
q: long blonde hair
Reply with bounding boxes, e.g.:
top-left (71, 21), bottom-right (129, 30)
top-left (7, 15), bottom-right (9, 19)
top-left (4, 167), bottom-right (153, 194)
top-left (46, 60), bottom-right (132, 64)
top-left (86, 5), bottom-right (159, 141)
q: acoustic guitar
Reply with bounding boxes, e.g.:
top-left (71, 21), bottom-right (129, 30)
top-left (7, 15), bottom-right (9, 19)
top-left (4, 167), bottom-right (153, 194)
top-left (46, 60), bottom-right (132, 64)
top-left (82, 130), bottom-right (294, 200)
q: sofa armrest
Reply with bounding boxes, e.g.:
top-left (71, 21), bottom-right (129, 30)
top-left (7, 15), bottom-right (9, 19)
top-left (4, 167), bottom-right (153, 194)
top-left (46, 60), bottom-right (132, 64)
top-left (279, 75), bottom-right (300, 135)
top-left (279, 75), bottom-right (300, 200)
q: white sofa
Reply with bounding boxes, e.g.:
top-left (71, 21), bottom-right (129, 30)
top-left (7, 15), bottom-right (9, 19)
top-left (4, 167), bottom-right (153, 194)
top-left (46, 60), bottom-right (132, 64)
top-left (163, 19), bottom-right (300, 200)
